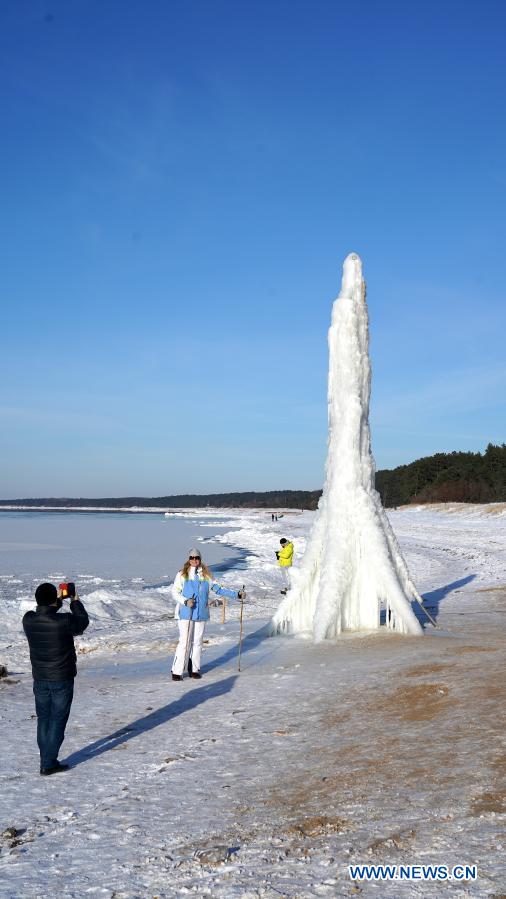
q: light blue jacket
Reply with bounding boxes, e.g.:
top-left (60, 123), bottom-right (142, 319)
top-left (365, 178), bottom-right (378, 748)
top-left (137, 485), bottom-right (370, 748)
top-left (178, 574), bottom-right (239, 621)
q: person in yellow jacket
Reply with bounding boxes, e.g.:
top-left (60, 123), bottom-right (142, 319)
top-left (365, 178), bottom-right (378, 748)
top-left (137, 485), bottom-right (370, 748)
top-left (276, 537), bottom-right (294, 594)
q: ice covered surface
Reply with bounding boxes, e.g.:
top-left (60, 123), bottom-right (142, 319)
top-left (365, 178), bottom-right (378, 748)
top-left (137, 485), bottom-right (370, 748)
top-left (273, 254), bottom-right (422, 639)
top-left (0, 510), bottom-right (238, 661)
top-left (1, 503), bottom-right (505, 896)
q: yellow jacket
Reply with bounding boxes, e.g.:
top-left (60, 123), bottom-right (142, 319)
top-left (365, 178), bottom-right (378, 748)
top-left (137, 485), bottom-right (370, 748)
top-left (278, 541), bottom-right (293, 567)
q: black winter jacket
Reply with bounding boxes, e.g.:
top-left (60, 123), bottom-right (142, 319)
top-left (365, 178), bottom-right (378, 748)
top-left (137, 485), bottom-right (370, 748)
top-left (23, 600), bottom-right (89, 681)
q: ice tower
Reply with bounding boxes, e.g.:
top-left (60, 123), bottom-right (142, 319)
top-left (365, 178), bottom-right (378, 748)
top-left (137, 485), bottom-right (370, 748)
top-left (271, 253), bottom-right (423, 639)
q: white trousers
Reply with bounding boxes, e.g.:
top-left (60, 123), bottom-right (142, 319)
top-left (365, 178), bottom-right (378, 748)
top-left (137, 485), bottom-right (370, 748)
top-left (172, 619), bottom-right (206, 676)
top-left (280, 567), bottom-right (291, 588)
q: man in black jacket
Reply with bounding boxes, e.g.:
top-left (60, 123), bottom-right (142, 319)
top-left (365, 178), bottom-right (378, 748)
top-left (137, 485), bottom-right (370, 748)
top-left (23, 582), bottom-right (89, 775)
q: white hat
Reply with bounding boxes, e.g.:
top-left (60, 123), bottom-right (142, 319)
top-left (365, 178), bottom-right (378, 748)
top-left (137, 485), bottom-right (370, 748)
top-left (188, 548), bottom-right (201, 559)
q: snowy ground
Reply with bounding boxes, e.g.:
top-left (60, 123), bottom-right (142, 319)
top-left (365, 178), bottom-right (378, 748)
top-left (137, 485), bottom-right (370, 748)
top-left (1, 505), bottom-right (505, 897)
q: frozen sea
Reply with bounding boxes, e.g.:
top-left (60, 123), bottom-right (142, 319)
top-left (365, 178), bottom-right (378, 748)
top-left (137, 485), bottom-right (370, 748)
top-left (1, 504), bottom-right (505, 897)
top-left (0, 508), bottom-right (239, 580)
top-left (0, 509), bottom-right (246, 655)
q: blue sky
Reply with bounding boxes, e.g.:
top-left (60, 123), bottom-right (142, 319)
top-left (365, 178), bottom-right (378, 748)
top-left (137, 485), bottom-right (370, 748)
top-left (1, 0), bottom-right (505, 497)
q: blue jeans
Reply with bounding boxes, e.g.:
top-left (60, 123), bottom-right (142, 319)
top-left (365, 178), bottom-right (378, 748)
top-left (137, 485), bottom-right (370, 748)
top-left (33, 679), bottom-right (74, 769)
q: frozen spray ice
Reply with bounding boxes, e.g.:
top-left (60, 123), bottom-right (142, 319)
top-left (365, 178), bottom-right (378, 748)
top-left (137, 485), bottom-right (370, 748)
top-left (271, 253), bottom-right (423, 639)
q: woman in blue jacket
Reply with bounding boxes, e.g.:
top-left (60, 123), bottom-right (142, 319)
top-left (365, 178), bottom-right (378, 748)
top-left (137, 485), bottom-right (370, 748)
top-left (171, 548), bottom-right (245, 681)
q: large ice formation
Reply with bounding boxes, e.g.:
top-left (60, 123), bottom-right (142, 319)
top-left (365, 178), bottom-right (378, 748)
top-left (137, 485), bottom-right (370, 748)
top-left (271, 253), bottom-right (423, 639)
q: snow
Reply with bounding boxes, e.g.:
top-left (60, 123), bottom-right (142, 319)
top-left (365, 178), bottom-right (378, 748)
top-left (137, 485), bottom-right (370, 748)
top-left (1, 504), bottom-right (505, 897)
top-left (273, 255), bottom-right (422, 639)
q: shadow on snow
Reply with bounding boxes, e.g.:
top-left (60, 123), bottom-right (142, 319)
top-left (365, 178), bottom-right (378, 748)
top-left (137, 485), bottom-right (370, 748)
top-left (376, 575), bottom-right (477, 628)
top-left (419, 574), bottom-right (477, 621)
top-left (64, 675), bottom-right (237, 767)
top-left (203, 623), bottom-right (272, 674)
top-left (65, 621), bottom-right (270, 767)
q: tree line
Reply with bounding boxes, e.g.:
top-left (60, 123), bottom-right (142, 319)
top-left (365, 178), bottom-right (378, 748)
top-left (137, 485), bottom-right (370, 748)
top-left (375, 443), bottom-right (506, 507)
top-left (0, 490), bottom-right (322, 511)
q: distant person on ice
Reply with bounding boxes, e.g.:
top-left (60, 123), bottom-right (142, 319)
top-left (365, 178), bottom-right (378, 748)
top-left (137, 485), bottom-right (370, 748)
top-left (171, 549), bottom-right (245, 681)
top-left (276, 537), bottom-right (294, 594)
top-left (22, 582), bottom-right (89, 776)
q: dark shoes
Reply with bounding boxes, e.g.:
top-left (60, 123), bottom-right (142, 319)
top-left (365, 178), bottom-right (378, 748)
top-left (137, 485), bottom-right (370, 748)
top-left (40, 762), bottom-right (69, 776)
top-left (172, 671), bottom-right (200, 680)
top-left (280, 588), bottom-right (288, 595)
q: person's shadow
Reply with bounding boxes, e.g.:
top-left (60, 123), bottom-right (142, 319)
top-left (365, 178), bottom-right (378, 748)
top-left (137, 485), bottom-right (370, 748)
top-left (65, 675), bottom-right (237, 768)
top-left (203, 623), bottom-right (272, 674)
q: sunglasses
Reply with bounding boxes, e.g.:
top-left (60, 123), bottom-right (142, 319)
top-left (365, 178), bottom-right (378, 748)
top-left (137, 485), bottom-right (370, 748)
top-left (189, 555), bottom-right (201, 561)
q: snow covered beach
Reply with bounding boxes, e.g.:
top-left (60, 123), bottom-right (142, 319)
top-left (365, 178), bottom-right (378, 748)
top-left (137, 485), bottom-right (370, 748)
top-left (1, 505), bottom-right (505, 897)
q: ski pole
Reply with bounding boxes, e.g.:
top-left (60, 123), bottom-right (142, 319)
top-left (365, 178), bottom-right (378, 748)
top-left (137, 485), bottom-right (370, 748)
top-left (415, 596), bottom-right (438, 628)
top-left (238, 585), bottom-right (245, 672)
top-left (183, 601), bottom-right (195, 676)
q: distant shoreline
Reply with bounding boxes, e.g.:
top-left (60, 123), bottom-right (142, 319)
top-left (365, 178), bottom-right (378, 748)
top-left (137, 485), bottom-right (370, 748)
top-left (0, 505), bottom-right (229, 514)
top-left (0, 505), bottom-right (301, 516)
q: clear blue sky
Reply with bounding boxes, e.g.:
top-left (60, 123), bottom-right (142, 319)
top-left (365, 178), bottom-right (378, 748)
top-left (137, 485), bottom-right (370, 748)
top-left (1, 0), bottom-right (505, 498)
